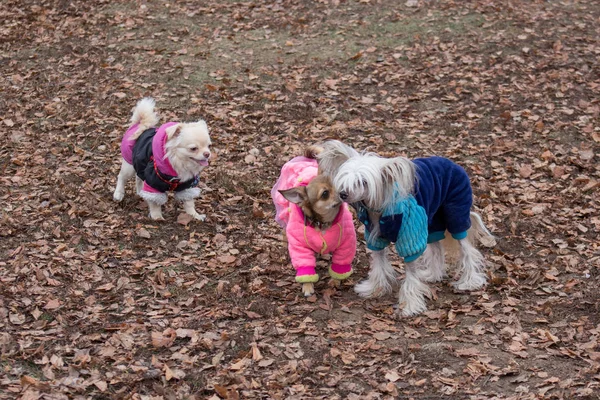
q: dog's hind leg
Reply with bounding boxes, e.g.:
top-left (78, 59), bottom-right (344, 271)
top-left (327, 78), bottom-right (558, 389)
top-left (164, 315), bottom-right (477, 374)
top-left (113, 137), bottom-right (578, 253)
top-left (415, 241), bottom-right (446, 283)
top-left (452, 238), bottom-right (487, 291)
top-left (355, 249), bottom-right (396, 298)
top-left (398, 258), bottom-right (432, 317)
top-left (113, 159), bottom-right (135, 202)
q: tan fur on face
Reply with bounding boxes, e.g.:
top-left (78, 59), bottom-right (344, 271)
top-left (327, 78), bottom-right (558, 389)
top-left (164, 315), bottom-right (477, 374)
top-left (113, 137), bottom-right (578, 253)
top-left (279, 175), bottom-right (342, 226)
top-left (164, 120), bottom-right (212, 182)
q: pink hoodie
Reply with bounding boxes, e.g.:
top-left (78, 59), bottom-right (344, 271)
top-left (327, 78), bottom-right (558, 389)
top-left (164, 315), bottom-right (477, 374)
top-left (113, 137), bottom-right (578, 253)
top-left (272, 157), bottom-right (356, 283)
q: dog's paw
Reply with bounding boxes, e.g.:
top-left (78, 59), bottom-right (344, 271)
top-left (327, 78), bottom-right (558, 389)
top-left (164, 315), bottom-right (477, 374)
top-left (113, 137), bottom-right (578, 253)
top-left (452, 273), bottom-right (487, 291)
top-left (113, 191), bottom-right (124, 202)
top-left (191, 213), bottom-right (206, 222)
top-left (399, 304), bottom-right (427, 318)
top-left (395, 298), bottom-right (427, 317)
top-left (302, 283), bottom-right (315, 297)
top-left (354, 280), bottom-right (383, 298)
top-left (149, 213), bottom-right (165, 221)
top-left (328, 279), bottom-right (341, 288)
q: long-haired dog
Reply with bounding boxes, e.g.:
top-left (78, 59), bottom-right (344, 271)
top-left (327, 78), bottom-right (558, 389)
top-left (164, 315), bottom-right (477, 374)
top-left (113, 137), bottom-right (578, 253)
top-left (271, 148), bottom-right (356, 297)
top-left (317, 140), bottom-right (495, 316)
top-left (113, 98), bottom-right (212, 221)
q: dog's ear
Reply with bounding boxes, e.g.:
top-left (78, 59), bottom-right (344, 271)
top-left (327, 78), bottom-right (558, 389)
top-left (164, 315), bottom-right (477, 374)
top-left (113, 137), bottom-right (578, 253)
top-left (279, 187), bottom-right (307, 205)
top-left (196, 119), bottom-right (208, 131)
top-left (165, 124), bottom-right (182, 140)
top-left (304, 145), bottom-right (323, 159)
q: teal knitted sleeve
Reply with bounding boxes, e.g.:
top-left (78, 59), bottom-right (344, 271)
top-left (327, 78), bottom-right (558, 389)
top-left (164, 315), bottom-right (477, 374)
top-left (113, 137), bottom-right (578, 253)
top-left (394, 197), bottom-right (428, 262)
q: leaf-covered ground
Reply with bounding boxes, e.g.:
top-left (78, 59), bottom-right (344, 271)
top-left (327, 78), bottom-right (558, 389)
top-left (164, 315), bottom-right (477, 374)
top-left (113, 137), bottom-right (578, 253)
top-left (1, 0), bottom-right (599, 398)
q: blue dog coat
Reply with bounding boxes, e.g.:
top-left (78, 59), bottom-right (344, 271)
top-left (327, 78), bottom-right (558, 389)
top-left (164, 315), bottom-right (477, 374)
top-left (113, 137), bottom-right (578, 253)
top-left (353, 157), bottom-right (473, 262)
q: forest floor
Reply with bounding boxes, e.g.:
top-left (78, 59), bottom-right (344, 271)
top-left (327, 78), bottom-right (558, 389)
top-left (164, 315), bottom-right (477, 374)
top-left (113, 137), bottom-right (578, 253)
top-left (1, 0), bottom-right (599, 398)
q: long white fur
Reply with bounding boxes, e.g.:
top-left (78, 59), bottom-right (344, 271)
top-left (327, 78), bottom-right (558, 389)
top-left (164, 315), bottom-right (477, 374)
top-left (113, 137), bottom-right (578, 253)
top-left (452, 239), bottom-right (487, 291)
top-left (317, 140), bottom-right (494, 317)
top-left (354, 249), bottom-right (397, 298)
top-left (139, 190), bottom-right (168, 206)
top-left (398, 258), bottom-right (432, 316)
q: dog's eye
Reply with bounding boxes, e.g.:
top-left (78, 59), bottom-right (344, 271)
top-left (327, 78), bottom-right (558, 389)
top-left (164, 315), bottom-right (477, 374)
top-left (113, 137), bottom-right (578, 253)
top-left (321, 190), bottom-right (329, 199)
top-left (190, 146), bottom-right (198, 152)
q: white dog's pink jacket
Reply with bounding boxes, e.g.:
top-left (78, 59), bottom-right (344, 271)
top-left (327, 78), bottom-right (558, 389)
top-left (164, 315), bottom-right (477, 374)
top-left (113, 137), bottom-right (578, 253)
top-left (271, 157), bottom-right (356, 283)
top-left (121, 122), bottom-right (199, 205)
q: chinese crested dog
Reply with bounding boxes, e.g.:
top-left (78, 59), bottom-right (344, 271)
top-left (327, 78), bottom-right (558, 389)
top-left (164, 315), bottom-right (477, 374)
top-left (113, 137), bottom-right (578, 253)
top-left (317, 140), bottom-right (495, 316)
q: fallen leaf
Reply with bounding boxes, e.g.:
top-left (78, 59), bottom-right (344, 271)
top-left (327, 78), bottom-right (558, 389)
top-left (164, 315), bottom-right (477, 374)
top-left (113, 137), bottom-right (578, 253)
top-left (137, 228), bottom-right (151, 238)
top-left (177, 213), bottom-right (193, 226)
top-left (373, 332), bottom-right (391, 341)
top-left (519, 164), bottom-right (533, 178)
top-left (44, 299), bottom-right (60, 310)
top-left (385, 370), bottom-right (401, 382)
top-left (218, 255), bottom-right (237, 264)
top-left (151, 328), bottom-right (177, 348)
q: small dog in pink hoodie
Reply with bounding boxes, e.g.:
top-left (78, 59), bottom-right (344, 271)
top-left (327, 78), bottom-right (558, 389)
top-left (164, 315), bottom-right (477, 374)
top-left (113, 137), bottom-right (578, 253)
top-left (272, 151), bottom-right (357, 296)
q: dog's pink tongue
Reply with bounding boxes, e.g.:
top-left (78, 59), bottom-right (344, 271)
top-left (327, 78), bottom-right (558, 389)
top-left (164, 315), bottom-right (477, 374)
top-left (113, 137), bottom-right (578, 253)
top-left (199, 160), bottom-right (209, 166)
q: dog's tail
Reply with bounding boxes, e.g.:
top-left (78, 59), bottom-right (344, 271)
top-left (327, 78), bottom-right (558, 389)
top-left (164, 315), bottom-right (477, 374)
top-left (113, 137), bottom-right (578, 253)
top-left (468, 212), bottom-right (496, 248)
top-left (304, 145), bottom-right (324, 159)
top-left (129, 97), bottom-right (160, 140)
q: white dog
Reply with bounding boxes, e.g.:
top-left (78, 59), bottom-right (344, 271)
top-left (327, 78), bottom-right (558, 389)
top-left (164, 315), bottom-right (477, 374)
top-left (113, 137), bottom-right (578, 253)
top-left (318, 140), bottom-right (495, 316)
top-left (113, 98), bottom-right (211, 221)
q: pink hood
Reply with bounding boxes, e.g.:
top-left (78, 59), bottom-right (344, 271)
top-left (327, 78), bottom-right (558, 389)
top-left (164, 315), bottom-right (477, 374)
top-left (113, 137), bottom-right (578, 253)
top-left (271, 156), bottom-right (319, 228)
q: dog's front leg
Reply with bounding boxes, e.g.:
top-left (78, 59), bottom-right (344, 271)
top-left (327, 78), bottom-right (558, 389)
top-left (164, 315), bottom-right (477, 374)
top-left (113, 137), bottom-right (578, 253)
top-left (182, 199), bottom-right (206, 221)
top-left (302, 283), bottom-right (315, 296)
top-left (398, 258), bottom-right (432, 317)
top-left (354, 249), bottom-right (396, 298)
top-left (147, 201), bottom-right (164, 220)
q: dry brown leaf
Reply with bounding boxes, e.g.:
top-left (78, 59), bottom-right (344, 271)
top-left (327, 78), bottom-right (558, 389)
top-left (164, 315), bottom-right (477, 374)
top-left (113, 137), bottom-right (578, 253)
top-left (151, 328), bottom-right (177, 348)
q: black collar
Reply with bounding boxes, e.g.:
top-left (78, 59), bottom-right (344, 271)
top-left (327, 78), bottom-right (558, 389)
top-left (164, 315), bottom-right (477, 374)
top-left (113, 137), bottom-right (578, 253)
top-left (303, 214), bottom-right (332, 231)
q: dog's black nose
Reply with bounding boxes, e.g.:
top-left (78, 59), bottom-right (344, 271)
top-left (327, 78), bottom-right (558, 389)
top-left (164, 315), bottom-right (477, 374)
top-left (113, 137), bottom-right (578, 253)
top-left (339, 191), bottom-right (348, 200)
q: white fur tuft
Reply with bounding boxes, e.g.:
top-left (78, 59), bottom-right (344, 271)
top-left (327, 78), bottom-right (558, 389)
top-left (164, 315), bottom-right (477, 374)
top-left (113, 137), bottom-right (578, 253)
top-left (469, 212), bottom-right (496, 248)
top-left (354, 249), bottom-right (397, 298)
top-left (139, 190), bottom-right (168, 205)
top-left (452, 239), bottom-right (487, 291)
top-left (174, 187), bottom-right (201, 202)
